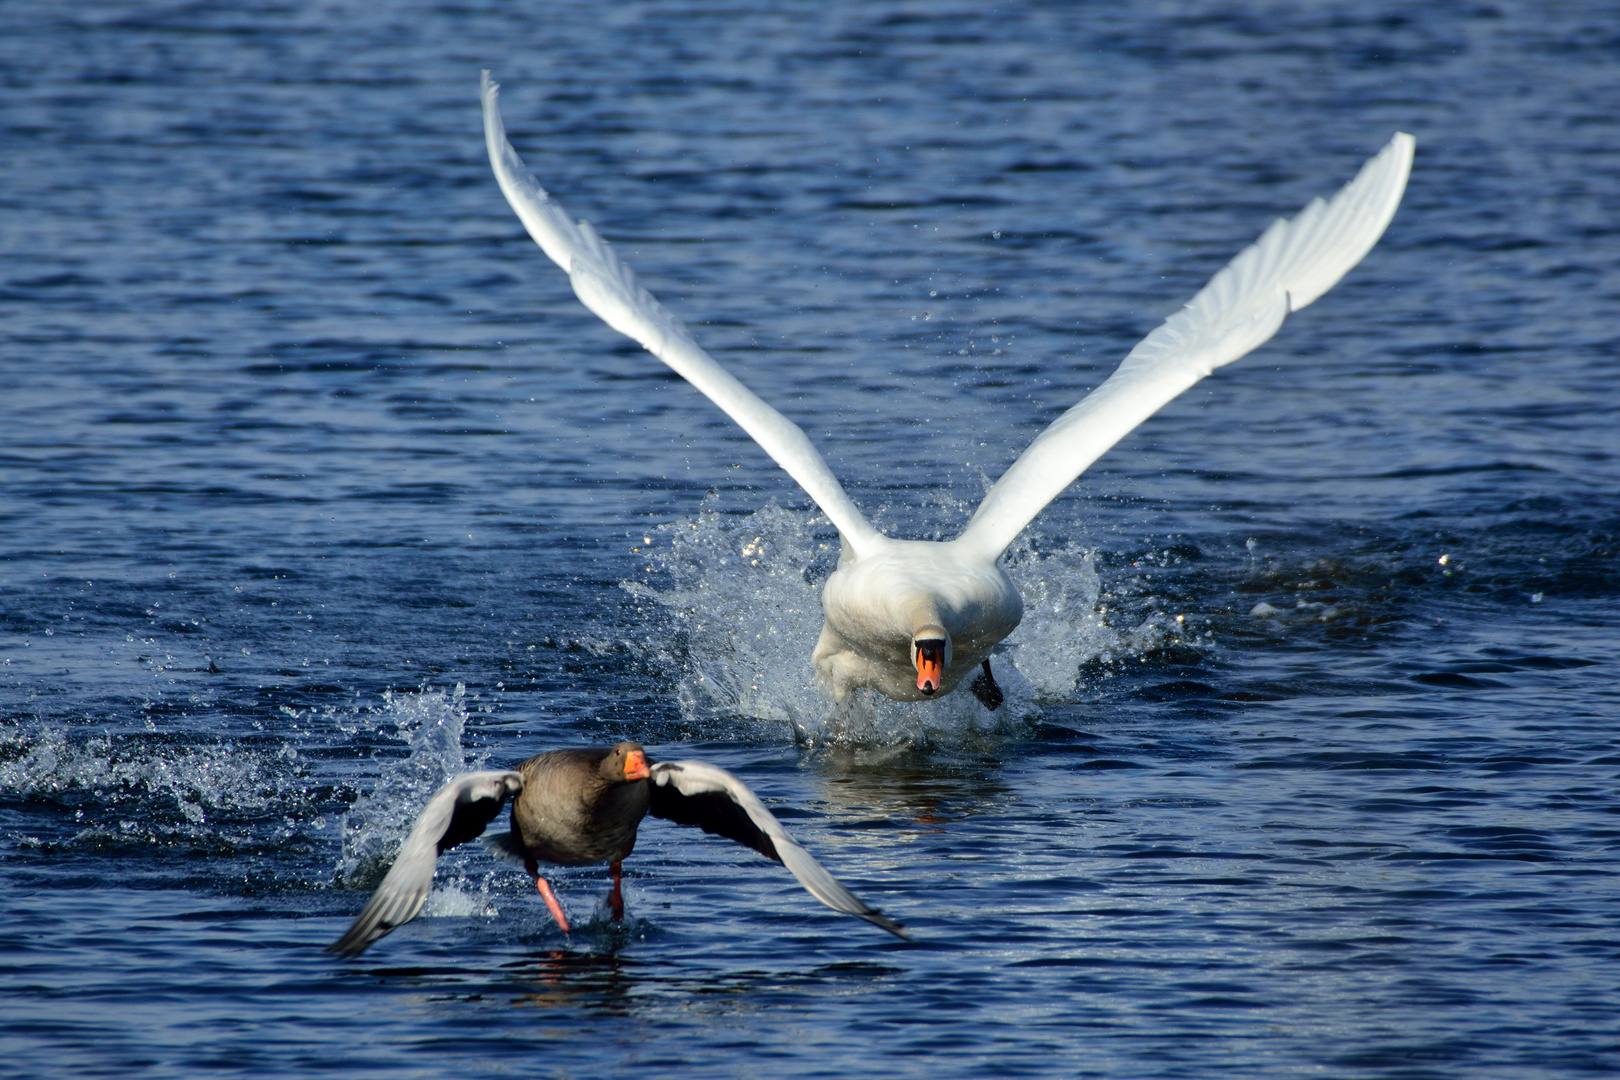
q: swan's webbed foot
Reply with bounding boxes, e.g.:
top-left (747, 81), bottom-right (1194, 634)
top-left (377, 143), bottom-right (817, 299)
top-left (969, 659), bottom-right (1003, 711)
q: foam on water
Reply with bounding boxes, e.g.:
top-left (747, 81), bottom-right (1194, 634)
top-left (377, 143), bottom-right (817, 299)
top-left (625, 496), bottom-right (1154, 747)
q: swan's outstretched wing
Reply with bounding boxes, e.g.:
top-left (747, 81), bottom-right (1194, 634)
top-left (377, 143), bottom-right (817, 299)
top-left (648, 760), bottom-right (909, 938)
top-left (328, 770), bottom-right (524, 958)
top-left (957, 132), bottom-right (1415, 561)
top-left (481, 72), bottom-right (882, 557)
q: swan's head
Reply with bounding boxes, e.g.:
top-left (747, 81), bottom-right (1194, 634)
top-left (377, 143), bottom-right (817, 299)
top-left (910, 628), bottom-right (951, 695)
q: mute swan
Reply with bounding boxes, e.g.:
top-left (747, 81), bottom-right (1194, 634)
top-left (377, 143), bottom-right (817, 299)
top-left (329, 741), bottom-right (905, 956)
top-left (480, 72), bottom-right (1413, 707)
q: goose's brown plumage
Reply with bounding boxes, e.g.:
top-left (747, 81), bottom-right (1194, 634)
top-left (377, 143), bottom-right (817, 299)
top-left (494, 744), bottom-right (651, 864)
top-left (328, 742), bottom-right (905, 957)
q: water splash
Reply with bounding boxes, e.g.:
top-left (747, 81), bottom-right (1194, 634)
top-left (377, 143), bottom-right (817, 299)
top-left (626, 496), bottom-right (1138, 746)
top-left (0, 722), bottom-right (303, 826)
top-left (421, 871), bottom-right (503, 919)
top-left (334, 683), bottom-right (486, 888)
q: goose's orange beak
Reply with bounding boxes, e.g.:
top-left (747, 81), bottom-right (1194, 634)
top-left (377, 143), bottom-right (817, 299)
top-left (624, 749), bottom-right (650, 781)
top-left (915, 641), bottom-right (945, 695)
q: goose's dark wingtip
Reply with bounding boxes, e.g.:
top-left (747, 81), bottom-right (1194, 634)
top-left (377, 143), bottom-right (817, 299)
top-left (866, 910), bottom-right (912, 940)
top-left (325, 927), bottom-right (377, 959)
top-left (325, 938), bottom-right (364, 959)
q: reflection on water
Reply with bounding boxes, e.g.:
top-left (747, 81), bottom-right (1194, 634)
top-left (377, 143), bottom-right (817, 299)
top-left (508, 945), bottom-right (638, 1015)
top-left (810, 748), bottom-right (1014, 827)
top-left (504, 943), bottom-right (911, 1026)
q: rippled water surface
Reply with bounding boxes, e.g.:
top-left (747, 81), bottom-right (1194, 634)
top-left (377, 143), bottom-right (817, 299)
top-left (4, 2), bottom-right (1619, 1076)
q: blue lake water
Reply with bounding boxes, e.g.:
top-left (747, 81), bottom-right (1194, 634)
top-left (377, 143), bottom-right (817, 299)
top-left (4, 2), bottom-right (1619, 1076)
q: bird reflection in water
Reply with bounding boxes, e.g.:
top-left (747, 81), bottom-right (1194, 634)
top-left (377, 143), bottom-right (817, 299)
top-left (509, 943), bottom-right (636, 1015)
top-left (810, 750), bottom-right (1015, 836)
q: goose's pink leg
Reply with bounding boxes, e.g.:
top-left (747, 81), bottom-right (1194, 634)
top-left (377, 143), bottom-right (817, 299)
top-left (526, 858), bottom-right (571, 933)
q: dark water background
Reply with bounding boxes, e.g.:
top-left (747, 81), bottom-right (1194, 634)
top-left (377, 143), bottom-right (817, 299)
top-left (4, 2), bottom-right (1619, 1076)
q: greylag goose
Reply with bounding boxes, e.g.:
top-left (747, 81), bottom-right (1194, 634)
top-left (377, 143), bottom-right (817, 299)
top-left (329, 742), bottom-right (905, 956)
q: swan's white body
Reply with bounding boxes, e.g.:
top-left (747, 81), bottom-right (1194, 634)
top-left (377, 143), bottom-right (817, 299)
top-left (480, 72), bottom-right (1414, 704)
top-left (813, 538), bottom-right (1021, 701)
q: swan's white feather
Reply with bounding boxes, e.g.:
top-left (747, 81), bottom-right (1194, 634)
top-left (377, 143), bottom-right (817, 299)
top-left (481, 72), bottom-right (882, 557)
top-left (956, 132), bottom-right (1414, 560)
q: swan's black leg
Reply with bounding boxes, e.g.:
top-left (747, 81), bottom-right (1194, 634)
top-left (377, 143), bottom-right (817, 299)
top-left (969, 659), bottom-right (1003, 711)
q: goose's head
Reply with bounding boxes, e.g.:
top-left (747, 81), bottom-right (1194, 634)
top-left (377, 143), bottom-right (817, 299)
top-left (605, 741), bottom-right (651, 782)
top-left (910, 627), bottom-right (952, 695)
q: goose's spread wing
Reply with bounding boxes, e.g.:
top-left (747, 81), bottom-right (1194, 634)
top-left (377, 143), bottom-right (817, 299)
top-left (481, 72), bottom-right (882, 557)
top-left (649, 760), bottom-right (909, 938)
top-left (328, 770), bottom-right (524, 958)
top-left (957, 132), bottom-right (1415, 561)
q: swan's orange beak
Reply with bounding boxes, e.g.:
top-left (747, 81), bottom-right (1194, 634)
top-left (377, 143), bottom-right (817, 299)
top-left (624, 749), bottom-right (650, 781)
top-left (915, 641), bottom-right (945, 695)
